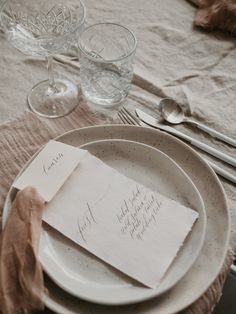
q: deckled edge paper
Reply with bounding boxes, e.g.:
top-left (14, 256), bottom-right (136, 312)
top-left (13, 140), bottom-right (87, 202)
top-left (43, 150), bottom-right (199, 288)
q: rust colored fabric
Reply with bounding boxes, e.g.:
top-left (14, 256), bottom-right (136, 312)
top-left (193, 0), bottom-right (236, 35)
top-left (0, 187), bottom-right (45, 314)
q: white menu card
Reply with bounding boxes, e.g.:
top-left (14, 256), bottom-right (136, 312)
top-left (38, 142), bottom-right (198, 288)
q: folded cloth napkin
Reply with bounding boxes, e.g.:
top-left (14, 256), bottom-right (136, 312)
top-left (0, 187), bottom-right (45, 314)
top-left (190, 0), bottom-right (236, 35)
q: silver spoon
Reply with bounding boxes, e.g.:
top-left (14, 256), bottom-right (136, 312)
top-left (160, 98), bottom-right (236, 148)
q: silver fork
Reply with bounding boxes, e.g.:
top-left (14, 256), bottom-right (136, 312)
top-left (118, 107), bottom-right (143, 126)
top-left (117, 107), bottom-right (236, 186)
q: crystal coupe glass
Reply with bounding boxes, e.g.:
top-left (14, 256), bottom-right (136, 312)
top-left (0, 0), bottom-right (85, 118)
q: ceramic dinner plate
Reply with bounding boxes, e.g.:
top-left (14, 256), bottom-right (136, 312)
top-left (2, 138), bottom-right (206, 305)
top-left (38, 139), bottom-right (206, 305)
top-left (2, 125), bottom-right (230, 314)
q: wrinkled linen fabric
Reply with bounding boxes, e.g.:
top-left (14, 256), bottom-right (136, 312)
top-left (0, 0), bottom-right (235, 248)
top-left (0, 187), bottom-right (45, 314)
top-left (0, 0), bottom-right (235, 313)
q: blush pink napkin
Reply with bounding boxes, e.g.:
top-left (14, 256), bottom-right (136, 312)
top-left (0, 187), bottom-right (45, 314)
top-left (191, 0), bottom-right (236, 35)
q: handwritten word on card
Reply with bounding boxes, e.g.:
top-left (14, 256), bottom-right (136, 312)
top-left (13, 140), bottom-right (87, 202)
top-left (44, 151), bottom-right (198, 288)
top-left (117, 185), bottom-right (162, 241)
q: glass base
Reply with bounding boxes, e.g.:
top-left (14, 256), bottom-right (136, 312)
top-left (28, 79), bottom-right (79, 118)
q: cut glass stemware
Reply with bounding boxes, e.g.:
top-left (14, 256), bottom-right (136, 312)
top-left (0, 0), bottom-right (86, 118)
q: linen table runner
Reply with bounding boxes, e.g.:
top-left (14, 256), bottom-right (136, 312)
top-left (0, 103), bottom-right (233, 314)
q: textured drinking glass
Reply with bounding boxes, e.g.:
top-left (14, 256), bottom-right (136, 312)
top-left (0, 0), bottom-right (85, 118)
top-left (79, 23), bottom-right (137, 107)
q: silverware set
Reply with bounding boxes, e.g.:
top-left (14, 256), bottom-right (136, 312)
top-left (160, 98), bottom-right (236, 148)
top-left (118, 105), bottom-right (236, 185)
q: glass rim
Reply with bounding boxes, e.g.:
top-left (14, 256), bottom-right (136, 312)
top-left (0, 0), bottom-right (86, 40)
top-left (78, 22), bottom-right (137, 63)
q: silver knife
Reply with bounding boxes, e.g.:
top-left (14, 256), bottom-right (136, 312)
top-left (136, 108), bottom-right (236, 184)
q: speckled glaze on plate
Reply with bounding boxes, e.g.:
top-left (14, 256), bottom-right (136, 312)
top-left (3, 125), bottom-right (230, 314)
top-left (37, 139), bottom-right (206, 305)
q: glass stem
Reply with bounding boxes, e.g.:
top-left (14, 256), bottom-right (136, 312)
top-left (46, 56), bottom-right (57, 94)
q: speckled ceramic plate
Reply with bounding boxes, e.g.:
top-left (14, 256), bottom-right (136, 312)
top-left (37, 139), bottom-right (206, 305)
top-left (3, 125), bottom-right (230, 314)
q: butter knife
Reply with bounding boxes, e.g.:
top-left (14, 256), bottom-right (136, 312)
top-left (136, 109), bottom-right (236, 184)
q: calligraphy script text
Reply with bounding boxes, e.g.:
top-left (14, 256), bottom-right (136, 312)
top-left (117, 185), bottom-right (162, 240)
top-left (43, 152), bottom-right (64, 175)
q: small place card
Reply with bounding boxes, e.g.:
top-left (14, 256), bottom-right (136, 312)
top-left (43, 149), bottom-right (199, 288)
top-left (13, 140), bottom-right (87, 202)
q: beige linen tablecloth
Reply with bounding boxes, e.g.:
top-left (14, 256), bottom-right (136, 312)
top-left (0, 0), bottom-right (235, 313)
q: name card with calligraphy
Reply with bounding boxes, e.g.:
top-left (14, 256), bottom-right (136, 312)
top-left (13, 140), bottom-right (87, 202)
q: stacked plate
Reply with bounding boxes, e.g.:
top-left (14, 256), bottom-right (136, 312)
top-left (3, 125), bottom-right (230, 314)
